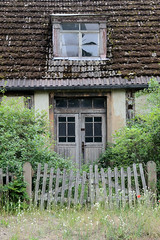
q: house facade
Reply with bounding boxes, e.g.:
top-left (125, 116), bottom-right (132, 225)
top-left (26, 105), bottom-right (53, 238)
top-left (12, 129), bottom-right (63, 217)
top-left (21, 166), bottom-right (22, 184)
top-left (0, 0), bottom-right (160, 167)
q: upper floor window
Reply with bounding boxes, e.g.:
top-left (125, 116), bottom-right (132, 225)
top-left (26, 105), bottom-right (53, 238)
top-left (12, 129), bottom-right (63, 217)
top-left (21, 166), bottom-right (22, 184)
top-left (51, 14), bottom-right (107, 60)
top-left (60, 23), bottom-right (99, 57)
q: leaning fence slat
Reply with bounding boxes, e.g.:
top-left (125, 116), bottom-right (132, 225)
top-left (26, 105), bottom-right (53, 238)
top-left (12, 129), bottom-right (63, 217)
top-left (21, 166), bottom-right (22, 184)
top-left (34, 163), bottom-right (41, 206)
top-left (121, 167), bottom-right (126, 207)
top-left (54, 168), bottom-right (60, 205)
top-left (108, 167), bottom-right (112, 208)
top-left (47, 167), bottom-right (54, 209)
top-left (68, 170), bottom-right (74, 207)
top-left (139, 163), bottom-right (147, 194)
top-left (101, 168), bottom-right (107, 205)
top-left (89, 165), bottom-right (94, 206)
top-left (74, 170), bottom-right (80, 205)
top-left (61, 169), bottom-right (66, 205)
top-left (41, 163), bottom-right (48, 210)
top-left (127, 167), bottom-right (132, 207)
top-left (0, 168), bottom-right (3, 185)
top-left (80, 171), bottom-right (86, 205)
top-left (133, 164), bottom-right (140, 197)
top-left (114, 167), bottom-right (119, 207)
top-left (95, 165), bottom-right (99, 202)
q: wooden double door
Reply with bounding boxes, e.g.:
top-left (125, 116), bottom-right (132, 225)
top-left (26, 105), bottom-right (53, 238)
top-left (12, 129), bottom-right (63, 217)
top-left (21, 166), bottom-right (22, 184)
top-left (55, 111), bottom-right (106, 168)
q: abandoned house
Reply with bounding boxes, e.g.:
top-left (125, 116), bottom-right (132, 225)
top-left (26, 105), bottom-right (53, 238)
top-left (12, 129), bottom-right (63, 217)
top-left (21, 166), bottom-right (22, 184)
top-left (0, 0), bottom-right (160, 167)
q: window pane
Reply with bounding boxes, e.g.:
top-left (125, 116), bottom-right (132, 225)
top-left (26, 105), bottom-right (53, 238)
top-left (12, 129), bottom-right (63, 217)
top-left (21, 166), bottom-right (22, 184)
top-left (93, 98), bottom-right (105, 108)
top-left (85, 137), bottom-right (93, 142)
top-left (82, 33), bottom-right (98, 45)
top-left (68, 123), bottom-right (75, 136)
top-left (59, 117), bottom-right (66, 122)
top-left (85, 117), bottom-right (93, 122)
top-left (94, 123), bottom-right (102, 136)
top-left (56, 99), bottom-right (67, 108)
top-left (81, 98), bottom-right (92, 108)
top-left (59, 123), bottom-right (66, 136)
top-left (81, 23), bottom-right (99, 30)
top-left (94, 137), bottom-right (102, 142)
top-left (61, 23), bottom-right (79, 30)
top-left (85, 123), bottom-right (93, 137)
top-left (68, 137), bottom-right (75, 142)
top-left (68, 117), bottom-right (75, 122)
top-left (82, 45), bottom-right (98, 57)
top-left (62, 46), bottom-right (79, 57)
top-left (62, 33), bottom-right (78, 45)
top-left (94, 117), bottom-right (102, 122)
top-left (59, 137), bottom-right (66, 142)
top-left (68, 99), bottom-right (79, 108)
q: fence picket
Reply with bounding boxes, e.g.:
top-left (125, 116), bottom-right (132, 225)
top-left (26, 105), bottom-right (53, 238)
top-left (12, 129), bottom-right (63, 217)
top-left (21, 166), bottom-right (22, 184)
top-left (121, 167), bottom-right (126, 207)
top-left (139, 163), bottom-right (147, 193)
top-left (41, 163), bottom-right (48, 210)
top-left (127, 167), bottom-right (132, 207)
top-left (6, 167), bottom-right (9, 185)
top-left (47, 167), bottom-right (54, 209)
top-left (61, 169), bottom-right (66, 205)
top-left (34, 163), bottom-right (41, 206)
top-left (80, 171), bottom-right (86, 205)
top-left (89, 165), bottom-right (94, 206)
top-left (133, 164), bottom-right (140, 197)
top-left (108, 167), bottom-right (112, 208)
top-left (68, 170), bottom-right (74, 207)
top-left (101, 168), bottom-right (107, 205)
top-left (114, 167), bottom-right (119, 207)
top-left (74, 170), bottom-right (80, 205)
top-left (54, 168), bottom-right (60, 205)
top-left (95, 165), bottom-right (99, 202)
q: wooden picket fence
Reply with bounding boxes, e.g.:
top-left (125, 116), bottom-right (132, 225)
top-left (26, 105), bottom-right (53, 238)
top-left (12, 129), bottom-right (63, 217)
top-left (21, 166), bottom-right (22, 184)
top-left (0, 167), bottom-right (13, 185)
top-left (34, 162), bottom-right (156, 209)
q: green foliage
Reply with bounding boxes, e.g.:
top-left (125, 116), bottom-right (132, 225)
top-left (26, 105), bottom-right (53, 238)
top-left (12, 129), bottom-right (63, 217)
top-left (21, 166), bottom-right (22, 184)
top-left (0, 97), bottom-right (72, 173)
top-left (0, 97), bottom-right (73, 206)
top-left (99, 78), bottom-right (160, 192)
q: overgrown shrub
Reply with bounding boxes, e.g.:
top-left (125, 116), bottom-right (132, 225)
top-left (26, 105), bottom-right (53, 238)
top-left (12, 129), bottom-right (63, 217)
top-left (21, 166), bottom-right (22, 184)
top-left (0, 97), bottom-right (73, 205)
top-left (98, 78), bottom-right (160, 192)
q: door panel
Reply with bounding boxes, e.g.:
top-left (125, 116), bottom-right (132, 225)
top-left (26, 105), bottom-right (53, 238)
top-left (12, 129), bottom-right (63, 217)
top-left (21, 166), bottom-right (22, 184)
top-left (81, 114), bottom-right (106, 164)
top-left (55, 114), bottom-right (80, 167)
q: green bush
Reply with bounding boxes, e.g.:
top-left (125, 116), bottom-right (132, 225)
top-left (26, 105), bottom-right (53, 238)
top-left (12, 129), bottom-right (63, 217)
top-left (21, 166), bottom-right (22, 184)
top-left (0, 96), bottom-right (73, 205)
top-left (98, 78), bottom-right (160, 192)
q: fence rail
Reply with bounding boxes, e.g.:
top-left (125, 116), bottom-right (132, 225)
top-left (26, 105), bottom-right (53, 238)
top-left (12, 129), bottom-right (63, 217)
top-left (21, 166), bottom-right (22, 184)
top-left (34, 162), bottom-right (156, 209)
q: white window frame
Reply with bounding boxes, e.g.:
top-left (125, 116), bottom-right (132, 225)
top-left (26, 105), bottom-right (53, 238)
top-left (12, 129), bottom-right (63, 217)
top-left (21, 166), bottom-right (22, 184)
top-left (60, 23), bottom-right (100, 58)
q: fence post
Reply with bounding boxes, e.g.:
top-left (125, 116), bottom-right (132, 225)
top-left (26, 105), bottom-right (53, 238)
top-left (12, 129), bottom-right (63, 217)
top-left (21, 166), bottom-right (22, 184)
top-left (147, 161), bottom-right (157, 198)
top-left (23, 162), bottom-right (33, 202)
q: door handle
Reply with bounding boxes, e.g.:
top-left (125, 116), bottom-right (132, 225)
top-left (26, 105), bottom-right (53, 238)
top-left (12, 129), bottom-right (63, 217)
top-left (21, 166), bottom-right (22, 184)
top-left (82, 141), bottom-right (85, 151)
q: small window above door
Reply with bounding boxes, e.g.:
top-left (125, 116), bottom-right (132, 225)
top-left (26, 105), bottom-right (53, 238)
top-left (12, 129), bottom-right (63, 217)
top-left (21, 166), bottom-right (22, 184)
top-left (55, 97), bottom-right (105, 109)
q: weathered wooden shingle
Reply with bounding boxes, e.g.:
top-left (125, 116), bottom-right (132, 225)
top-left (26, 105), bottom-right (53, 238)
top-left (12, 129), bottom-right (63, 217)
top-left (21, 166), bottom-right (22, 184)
top-left (0, 0), bottom-right (160, 88)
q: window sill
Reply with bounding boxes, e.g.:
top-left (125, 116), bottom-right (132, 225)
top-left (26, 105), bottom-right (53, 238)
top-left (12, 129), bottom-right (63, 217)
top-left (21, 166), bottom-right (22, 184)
top-left (53, 57), bottom-right (110, 61)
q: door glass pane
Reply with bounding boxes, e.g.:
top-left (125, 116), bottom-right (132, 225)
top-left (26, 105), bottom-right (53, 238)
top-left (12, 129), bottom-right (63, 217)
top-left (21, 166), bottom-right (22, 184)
top-left (94, 123), bottom-right (102, 136)
top-left (61, 23), bottom-right (79, 30)
top-left (94, 117), bottom-right (102, 122)
top-left (94, 137), bottom-right (102, 142)
top-left (59, 137), bottom-right (66, 142)
top-left (59, 117), bottom-right (66, 122)
top-left (59, 123), bottom-right (66, 136)
top-left (68, 117), bottom-right (75, 122)
top-left (68, 123), bottom-right (75, 136)
top-left (68, 137), bottom-right (75, 142)
top-left (81, 98), bottom-right (92, 108)
top-left (85, 123), bottom-right (93, 137)
top-left (85, 117), bottom-right (93, 122)
top-left (81, 23), bottom-right (99, 31)
top-left (85, 137), bottom-right (93, 142)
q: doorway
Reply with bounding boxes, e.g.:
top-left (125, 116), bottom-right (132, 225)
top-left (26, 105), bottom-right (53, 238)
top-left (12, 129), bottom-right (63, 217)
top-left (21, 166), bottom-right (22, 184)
top-left (54, 97), bottom-right (106, 168)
